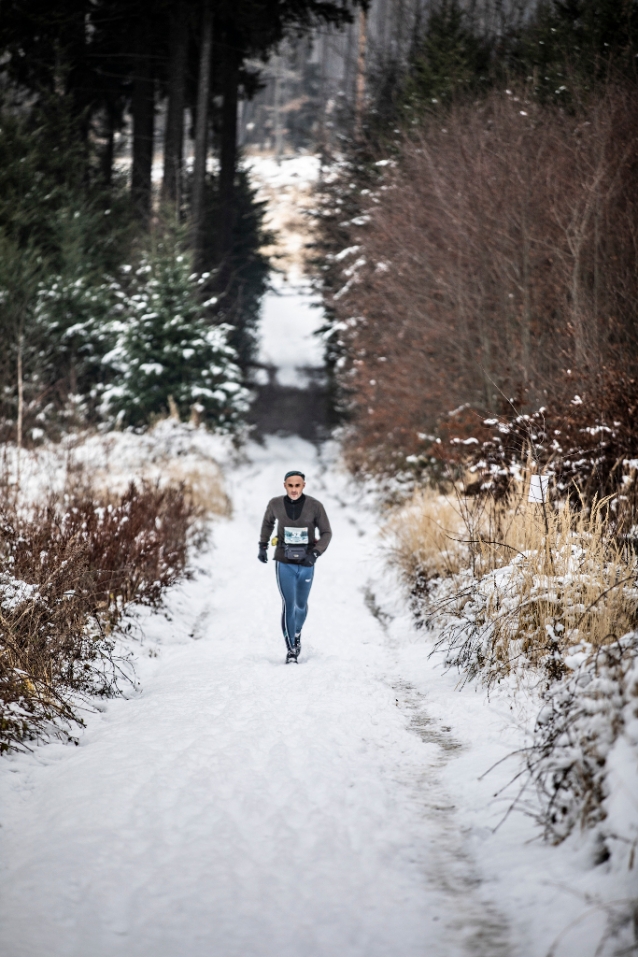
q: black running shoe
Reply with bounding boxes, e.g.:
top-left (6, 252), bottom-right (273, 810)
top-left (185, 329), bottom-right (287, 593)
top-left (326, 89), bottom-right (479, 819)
top-left (286, 649), bottom-right (298, 663)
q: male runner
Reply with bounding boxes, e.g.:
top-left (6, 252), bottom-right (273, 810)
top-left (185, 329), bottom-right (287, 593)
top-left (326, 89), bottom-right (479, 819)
top-left (258, 470), bottom-right (332, 663)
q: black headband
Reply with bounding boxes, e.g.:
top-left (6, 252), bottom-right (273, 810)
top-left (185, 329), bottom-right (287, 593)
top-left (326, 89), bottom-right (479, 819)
top-left (284, 470), bottom-right (305, 481)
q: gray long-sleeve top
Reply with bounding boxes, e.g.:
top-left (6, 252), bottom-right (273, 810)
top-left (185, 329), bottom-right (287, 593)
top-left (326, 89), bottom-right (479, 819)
top-left (259, 495), bottom-right (332, 564)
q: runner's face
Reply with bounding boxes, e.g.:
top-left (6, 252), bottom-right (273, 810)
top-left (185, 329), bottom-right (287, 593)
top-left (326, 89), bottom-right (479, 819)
top-left (284, 477), bottom-right (306, 500)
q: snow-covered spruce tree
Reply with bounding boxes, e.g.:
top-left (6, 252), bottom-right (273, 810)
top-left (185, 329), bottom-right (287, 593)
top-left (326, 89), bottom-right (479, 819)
top-left (102, 241), bottom-right (249, 429)
top-left (32, 273), bottom-right (124, 408)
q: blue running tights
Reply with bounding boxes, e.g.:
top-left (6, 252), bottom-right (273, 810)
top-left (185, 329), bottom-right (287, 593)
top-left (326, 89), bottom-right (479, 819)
top-left (275, 561), bottom-right (315, 651)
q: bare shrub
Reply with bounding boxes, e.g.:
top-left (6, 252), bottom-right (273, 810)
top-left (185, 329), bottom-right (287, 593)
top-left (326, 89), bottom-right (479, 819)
top-left (386, 391), bottom-right (638, 851)
top-left (320, 84), bottom-right (638, 473)
top-left (0, 482), bottom-right (197, 753)
top-left (449, 372), bottom-right (638, 541)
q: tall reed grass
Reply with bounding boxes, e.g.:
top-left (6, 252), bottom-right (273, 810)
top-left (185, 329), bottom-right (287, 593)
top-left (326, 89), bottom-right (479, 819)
top-left (389, 479), bottom-right (638, 680)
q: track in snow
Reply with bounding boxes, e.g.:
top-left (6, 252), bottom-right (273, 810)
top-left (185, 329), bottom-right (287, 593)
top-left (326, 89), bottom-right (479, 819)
top-left (0, 436), bottom-right (511, 957)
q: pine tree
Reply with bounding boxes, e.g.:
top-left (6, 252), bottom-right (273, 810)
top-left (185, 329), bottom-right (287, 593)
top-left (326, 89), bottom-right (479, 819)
top-left (102, 239), bottom-right (249, 429)
top-left (402, 0), bottom-right (491, 116)
top-left (32, 273), bottom-right (123, 406)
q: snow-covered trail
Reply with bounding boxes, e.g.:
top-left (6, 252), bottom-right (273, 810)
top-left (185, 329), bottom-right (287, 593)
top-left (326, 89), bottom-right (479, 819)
top-left (0, 436), bottom-right (513, 957)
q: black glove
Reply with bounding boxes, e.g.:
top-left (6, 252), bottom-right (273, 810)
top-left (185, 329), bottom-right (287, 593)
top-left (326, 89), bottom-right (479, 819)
top-left (303, 550), bottom-right (319, 567)
top-left (258, 543), bottom-right (268, 564)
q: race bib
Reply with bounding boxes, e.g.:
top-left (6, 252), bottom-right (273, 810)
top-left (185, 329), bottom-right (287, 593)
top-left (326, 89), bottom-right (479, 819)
top-left (284, 526), bottom-right (309, 545)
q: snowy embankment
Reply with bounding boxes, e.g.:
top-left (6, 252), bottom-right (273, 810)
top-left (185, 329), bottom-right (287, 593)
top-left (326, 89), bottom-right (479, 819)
top-left (4, 416), bottom-right (233, 507)
top-left (0, 420), bottom-right (235, 753)
top-left (0, 433), bottom-right (634, 957)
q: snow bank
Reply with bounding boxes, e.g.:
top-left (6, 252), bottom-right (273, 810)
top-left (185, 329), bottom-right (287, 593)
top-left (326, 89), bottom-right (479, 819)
top-left (2, 418), bottom-right (237, 512)
top-left (244, 153), bottom-right (321, 190)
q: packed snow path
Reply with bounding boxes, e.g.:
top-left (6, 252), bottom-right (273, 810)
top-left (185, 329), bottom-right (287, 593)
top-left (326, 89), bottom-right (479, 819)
top-left (0, 438), bottom-right (514, 957)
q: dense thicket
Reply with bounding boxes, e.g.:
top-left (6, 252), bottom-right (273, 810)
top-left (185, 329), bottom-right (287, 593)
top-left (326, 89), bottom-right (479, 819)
top-left (0, 0), bottom-right (357, 439)
top-left (0, 481), bottom-right (198, 752)
top-left (316, 0), bottom-right (638, 476)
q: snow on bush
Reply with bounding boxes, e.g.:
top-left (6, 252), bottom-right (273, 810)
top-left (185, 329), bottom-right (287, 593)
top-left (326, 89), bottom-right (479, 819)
top-left (525, 631), bottom-right (638, 850)
top-left (455, 373), bottom-right (638, 540)
top-left (394, 479), bottom-right (638, 667)
top-left (0, 573), bottom-right (40, 611)
top-left (0, 418), bottom-right (235, 526)
top-left (0, 415), bottom-right (232, 753)
top-left (423, 497), bottom-right (638, 685)
top-left (101, 248), bottom-right (249, 429)
top-left (33, 273), bottom-right (123, 402)
top-left (0, 482), bottom-right (199, 753)
top-left (8, 241), bottom-right (250, 437)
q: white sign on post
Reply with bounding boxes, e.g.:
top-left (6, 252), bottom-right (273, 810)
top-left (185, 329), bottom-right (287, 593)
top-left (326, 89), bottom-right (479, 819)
top-left (529, 474), bottom-right (549, 504)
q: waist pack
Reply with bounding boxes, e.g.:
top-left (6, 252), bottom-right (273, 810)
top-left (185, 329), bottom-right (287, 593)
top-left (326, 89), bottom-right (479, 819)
top-left (283, 525), bottom-right (309, 562)
top-left (283, 543), bottom-right (308, 562)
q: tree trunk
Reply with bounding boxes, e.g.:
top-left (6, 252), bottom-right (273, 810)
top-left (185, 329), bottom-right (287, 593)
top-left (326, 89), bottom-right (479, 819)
top-left (101, 101), bottom-right (116, 186)
top-left (354, 7), bottom-right (367, 139)
top-left (162, 7), bottom-right (188, 211)
top-left (273, 55), bottom-right (283, 165)
top-left (217, 44), bottom-right (240, 274)
top-left (16, 332), bottom-right (23, 488)
top-left (191, 0), bottom-right (213, 268)
top-left (520, 194), bottom-right (531, 384)
top-left (131, 25), bottom-right (155, 220)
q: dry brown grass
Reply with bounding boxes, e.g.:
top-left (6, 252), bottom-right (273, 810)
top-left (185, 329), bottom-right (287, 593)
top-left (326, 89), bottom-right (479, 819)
top-left (385, 487), bottom-right (466, 582)
top-left (160, 462), bottom-right (230, 517)
top-left (389, 476), bottom-right (638, 675)
top-left (478, 494), bottom-right (637, 667)
top-left (81, 436), bottom-right (231, 519)
top-left (389, 469), bottom-right (638, 855)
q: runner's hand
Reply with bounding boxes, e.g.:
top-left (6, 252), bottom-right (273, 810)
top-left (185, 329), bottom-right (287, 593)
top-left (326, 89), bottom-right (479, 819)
top-left (258, 544), bottom-right (268, 564)
top-left (304, 550), bottom-right (319, 566)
